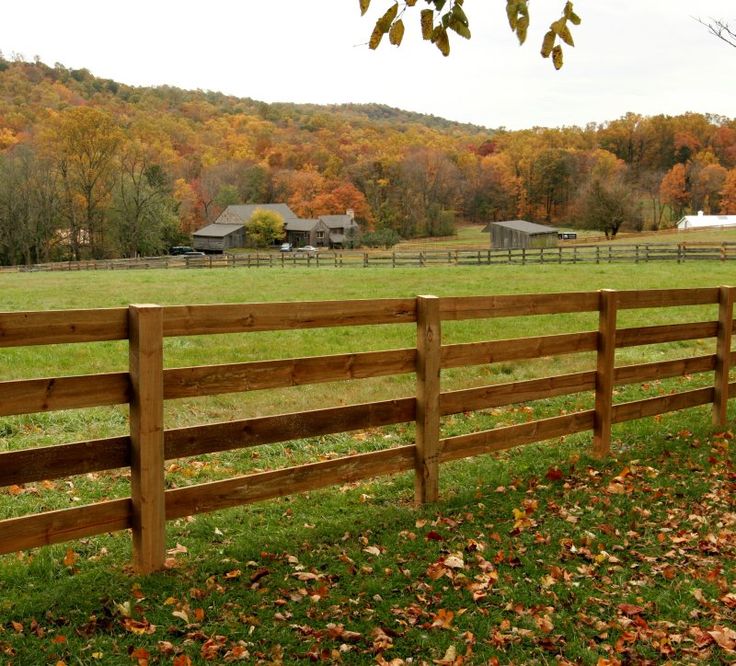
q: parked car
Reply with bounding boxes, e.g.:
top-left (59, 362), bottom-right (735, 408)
top-left (170, 246), bottom-right (194, 255)
top-left (183, 251), bottom-right (206, 257)
top-left (301, 245), bottom-right (319, 253)
top-left (280, 243), bottom-right (292, 252)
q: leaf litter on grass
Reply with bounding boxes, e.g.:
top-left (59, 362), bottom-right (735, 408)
top-left (0, 418), bottom-right (734, 664)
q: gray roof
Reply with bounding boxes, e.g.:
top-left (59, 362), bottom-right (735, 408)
top-left (285, 218), bottom-right (319, 231)
top-left (192, 223), bottom-right (244, 238)
top-left (319, 214), bottom-right (357, 229)
top-left (214, 204), bottom-right (298, 224)
top-left (482, 220), bottom-right (559, 235)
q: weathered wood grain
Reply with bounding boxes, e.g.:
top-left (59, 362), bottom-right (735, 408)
top-left (439, 292), bottom-right (599, 321)
top-left (441, 331), bottom-right (597, 368)
top-left (613, 355), bottom-right (715, 385)
top-left (162, 298), bottom-right (417, 336)
top-left (0, 372), bottom-right (130, 416)
top-left (440, 411), bottom-right (596, 462)
top-left (616, 288), bottom-right (719, 310)
top-left (616, 321), bottom-right (718, 348)
top-left (611, 387), bottom-right (714, 423)
top-left (165, 446), bottom-right (416, 519)
top-left (0, 499), bottom-right (132, 554)
top-left (0, 436), bottom-right (130, 487)
top-left (164, 348), bottom-right (416, 399)
top-left (0, 308), bottom-right (128, 347)
top-left (440, 371), bottom-right (596, 415)
top-left (128, 305), bottom-right (165, 573)
top-left (594, 290), bottom-right (617, 458)
top-left (164, 398), bottom-right (416, 459)
top-left (713, 286), bottom-right (734, 426)
top-left (415, 296), bottom-right (441, 504)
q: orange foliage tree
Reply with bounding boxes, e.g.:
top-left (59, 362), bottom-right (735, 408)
top-left (720, 169), bottom-right (736, 214)
top-left (659, 163), bottom-right (690, 221)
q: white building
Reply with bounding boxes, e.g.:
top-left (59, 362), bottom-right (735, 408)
top-left (677, 211), bottom-right (736, 230)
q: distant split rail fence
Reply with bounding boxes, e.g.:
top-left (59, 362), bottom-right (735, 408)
top-left (3, 242), bottom-right (736, 273)
top-left (0, 286), bottom-right (735, 572)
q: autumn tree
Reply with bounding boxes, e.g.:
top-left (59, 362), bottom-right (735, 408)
top-left (40, 106), bottom-right (123, 258)
top-left (308, 182), bottom-right (374, 228)
top-left (659, 163), bottom-right (690, 222)
top-left (577, 179), bottom-right (642, 239)
top-left (173, 178), bottom-right (200, 234)
top-left (246, 209), bottom-right (285, 248)
top-left (465, 153), bottom-right (517, 222)
top-left (638, 169), bottom-right (667, 230)
top-left (529, 148), bottom-right (575, 222)
top-left (272, 167), bottom-right (326, 218)
top-left (395, 146), bottom-right (462, 236)
top-left (689, 159), bottom-right (727, 214)
top-left (720, 169), bottom-right (736, 214)
top-left (0, 145), bottom-right (61, 264)
top-left (110, 146), bottom-right (180, 257)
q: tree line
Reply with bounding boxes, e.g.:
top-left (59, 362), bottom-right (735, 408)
top-left (0, 57), bottom-right (735, 264)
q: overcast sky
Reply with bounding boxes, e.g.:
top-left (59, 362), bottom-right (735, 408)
top-left (1, 1), bottom-right (733, 130)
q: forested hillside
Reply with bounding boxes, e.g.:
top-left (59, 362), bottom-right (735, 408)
top-left (0, 56), bottom-right (735, 264)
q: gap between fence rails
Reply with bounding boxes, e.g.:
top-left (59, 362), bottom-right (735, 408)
top-left (0, 286), bottom-right (734, 573)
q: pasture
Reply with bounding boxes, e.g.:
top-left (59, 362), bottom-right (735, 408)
top-left (1, 263), bottom-right (735, 664)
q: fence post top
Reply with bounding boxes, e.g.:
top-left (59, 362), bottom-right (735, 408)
top-left (129, 304), bottom-right (163, 310)
top-left (417, 295), bottom-right (439, 301)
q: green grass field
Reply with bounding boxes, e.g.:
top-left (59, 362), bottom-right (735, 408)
top-left (1, 264), bottom-right (735, 664)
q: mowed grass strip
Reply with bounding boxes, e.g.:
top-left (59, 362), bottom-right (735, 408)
top-left (0, 264), bottom-right (735, 663)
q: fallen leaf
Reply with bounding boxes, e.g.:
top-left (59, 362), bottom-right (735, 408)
top-left (63, 548), bottom-right (78, 568)
top-left (443, 554), bottom-right (464, 569)
top-left (708, 625), bottom-right (736, 652)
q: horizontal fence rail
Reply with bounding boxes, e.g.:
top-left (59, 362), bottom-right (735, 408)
top-left (0, 285), bottom-right (734, 572)
top-left (2, 242), bottom-right (736, 273)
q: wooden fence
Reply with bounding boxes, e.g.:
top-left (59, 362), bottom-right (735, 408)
top-left (0, 286), bottom-right (734, 573)
top-left (3, 242), bottom-right (736, 273)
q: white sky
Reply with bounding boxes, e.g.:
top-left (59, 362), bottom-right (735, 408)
top-left (1, 0), bottom-right (734, 130)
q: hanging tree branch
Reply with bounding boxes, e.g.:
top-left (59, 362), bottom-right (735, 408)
top-left (695, 16), bottom-right (736, 48)
top-left (361, 0), bottom-right (581, 69)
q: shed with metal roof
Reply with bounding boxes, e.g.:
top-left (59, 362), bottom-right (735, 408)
top-left (482, 220), bottom-right (559, 249)
top-left (192, 223), bottom-right (245, 252)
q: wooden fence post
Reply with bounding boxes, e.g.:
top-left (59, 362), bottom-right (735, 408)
top-left (128, 304), bottom-right (166, 574)
top-left (593, 289), bottom-right (617, 458)
top-left (415, 295), bottom-right (441, 505)
top-left (713, 286), bottom-right (735, 427)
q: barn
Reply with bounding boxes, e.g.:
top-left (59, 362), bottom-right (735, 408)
top-left (192, 223), bottom-right (245, 253)
top-left (483, 220), bottom-right (559, 249)
top-left (677, 212), bottom-right (736, 230)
